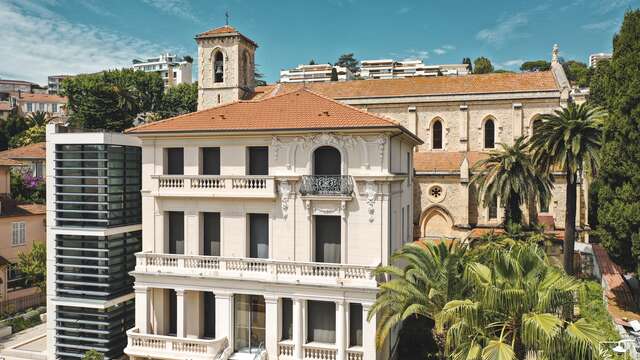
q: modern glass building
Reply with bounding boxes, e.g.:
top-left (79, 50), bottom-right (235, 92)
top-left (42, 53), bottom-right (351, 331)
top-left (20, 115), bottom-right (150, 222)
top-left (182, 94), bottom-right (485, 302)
top-left (46, 125), bottom-right (142, 360)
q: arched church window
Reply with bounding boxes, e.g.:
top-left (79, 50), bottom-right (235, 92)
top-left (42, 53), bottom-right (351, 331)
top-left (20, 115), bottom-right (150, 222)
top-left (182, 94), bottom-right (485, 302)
top-left (214, 51), bottom-right (224, 83)
top-left (432, 120), bottom-right (443, 149)
top-left (484, 119), bottom-right (495, 149)
top-left (532, 119), bottom-right (543, 135)
top-left (242, 51), bottom-right (250, 86)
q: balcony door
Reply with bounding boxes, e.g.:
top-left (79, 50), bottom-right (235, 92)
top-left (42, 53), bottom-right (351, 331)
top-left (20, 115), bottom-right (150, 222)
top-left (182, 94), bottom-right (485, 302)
top-left (313, 146), bottom-right (341, 175)
top-left (166, 148), bottom-right (184, 175)
top-left (203, 212), bottom-right (220, 256)
top-left (201, 147), bottom-right (220, 175)
top-left (234, 294), bottom-right (265, 354)
top-left (247, 147), bottom-right (268, 175)
top-left (314, 215), bottom-right (341, 263)
top-left (249, 214), bottom-right (269, 259)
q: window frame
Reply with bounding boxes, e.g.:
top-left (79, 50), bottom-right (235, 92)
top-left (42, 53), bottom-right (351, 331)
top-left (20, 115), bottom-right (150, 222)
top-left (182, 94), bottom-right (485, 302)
top-left (431, 119), bottom-right (444, 150)
top-left (11, 221), bottom-right (26, 246)
top-left (483, 118), bottom-right (496, 149)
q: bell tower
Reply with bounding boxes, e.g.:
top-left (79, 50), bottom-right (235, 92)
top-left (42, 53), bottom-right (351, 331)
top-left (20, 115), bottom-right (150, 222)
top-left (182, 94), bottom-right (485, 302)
top-left (195, 25), bottom-right (258, 110)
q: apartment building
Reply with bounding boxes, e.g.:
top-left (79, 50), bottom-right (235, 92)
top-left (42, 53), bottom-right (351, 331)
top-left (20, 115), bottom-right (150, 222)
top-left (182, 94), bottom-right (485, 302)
top-left (589, 52), bottom-right (612, 67)
top-left (280, 64), bottom-right (353, 83)
top-left (46, 125), bottom-right (142, 359)
top-left (48, 75), bottom-right (72, 95)
top-left (0, 142), bottom-right (46, 178)
top-left (12, 92), bottom-right (67, 116)
top-left (358, 59), bottom-right (469, 79)
top-left (122, 25), bottom-right (421, 360)
top-left (132, 53), bottom-right (193, 87)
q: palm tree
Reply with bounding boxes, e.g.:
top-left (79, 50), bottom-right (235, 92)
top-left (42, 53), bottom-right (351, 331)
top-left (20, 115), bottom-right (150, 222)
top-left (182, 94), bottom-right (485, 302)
top-left (368, 241), bottom-right (468, 357)
top-left (472, 136), bottom-right (553, 226)
top-left (439, 241), bottom-right (603, 360)
top-left (27, 111), bottom-right (50, 126)
top-left (529, 103), bottom-right (605, 275)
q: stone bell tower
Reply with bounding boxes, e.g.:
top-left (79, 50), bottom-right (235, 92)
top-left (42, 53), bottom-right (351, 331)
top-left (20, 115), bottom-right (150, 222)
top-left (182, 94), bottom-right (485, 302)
top-left (195, 25), bottom-right (258, 110)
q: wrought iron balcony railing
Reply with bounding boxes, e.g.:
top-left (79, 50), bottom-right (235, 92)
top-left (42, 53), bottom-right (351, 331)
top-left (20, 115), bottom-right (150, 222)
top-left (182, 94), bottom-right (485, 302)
top-left (299, 175), bottom-right (353, 196)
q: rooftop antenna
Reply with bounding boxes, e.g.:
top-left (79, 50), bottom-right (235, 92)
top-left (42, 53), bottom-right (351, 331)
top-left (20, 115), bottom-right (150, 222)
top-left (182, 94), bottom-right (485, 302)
top-left (225, 10), bottom-right (229, 26)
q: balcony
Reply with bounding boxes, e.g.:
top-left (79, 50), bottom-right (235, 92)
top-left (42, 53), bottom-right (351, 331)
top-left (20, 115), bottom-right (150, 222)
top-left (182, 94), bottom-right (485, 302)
top-left (135, 252), bottom-right (377, 289)
top-left (299, 175), bottom-right (353, 197)
top-left (124, 328), bottom-right (232, 360)
top-left (151, 175), bottom-right (276, 198)
top-left (277, 341), bottom-right (363, 360)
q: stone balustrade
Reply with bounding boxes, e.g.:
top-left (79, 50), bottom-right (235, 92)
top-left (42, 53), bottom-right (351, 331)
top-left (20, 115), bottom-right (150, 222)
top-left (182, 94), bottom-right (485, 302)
top-left (151, 175), bottom-right (276, 198)
top-left (125, 327), bottom-right (232, 360)
top-left (135, 252), bottom-right (378, 289)
top-left (303, 343), bottom-right (337, 360)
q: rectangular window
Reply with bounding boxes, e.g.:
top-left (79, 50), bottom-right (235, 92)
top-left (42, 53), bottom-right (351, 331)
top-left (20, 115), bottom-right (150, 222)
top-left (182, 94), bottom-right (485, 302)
top-left (203, 212), bottom-right (220, 256)
top-left (401, 207), bottom-right (405, 245)
top-left (249, 213), bottom-right (269, 259)
top-left (38, 103), bottom-right (44, 111)
top-left (247, 147), bottom-right (268, 175)
top-left (489, 197), bottom-right (498, 220)
top-left (204, 293), bottom-right (216, 338)
top-left (281, 298), bottom-right (293, 341)
top-left (26, 103), bottom-right (32, 112)
top-left (349, 303), bottom-right (363, 347)
top-left (314, 216), bottom-right (341, 263)
top-left (540, 196), bottom-right (550, 213)
top-left (201, 147), bottom-right (220, 175)
top-left (11, 222), bottom-right (26, 246)
top-left (7, 263), bottom-right (26, 291)
top-left (52, 103), bottom-right (58, 112)
top-left (307, 301), bottom-right (336, 343)
top-left (169, 289), bottom-right (177, 336)
top-left (165, 148), bottom-right (184, 175)
top-left (168, 211), bottom-right (184, 254)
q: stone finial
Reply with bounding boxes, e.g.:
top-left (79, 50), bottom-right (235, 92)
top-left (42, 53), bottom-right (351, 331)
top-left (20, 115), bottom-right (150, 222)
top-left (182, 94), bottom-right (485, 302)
top-left (552, 44), bottom-right (559, 63)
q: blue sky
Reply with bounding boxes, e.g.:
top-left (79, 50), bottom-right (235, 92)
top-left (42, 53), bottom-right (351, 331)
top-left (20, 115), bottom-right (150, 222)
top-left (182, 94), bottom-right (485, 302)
top-left (0, 0), bottom-right (636, 85)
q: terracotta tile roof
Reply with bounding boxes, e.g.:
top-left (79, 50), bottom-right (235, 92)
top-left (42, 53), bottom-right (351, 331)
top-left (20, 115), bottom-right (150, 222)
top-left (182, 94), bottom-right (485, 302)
top-left (255, 71), bottom-right (559, 99)
top-left (195, 25), bottom-right (258, 47)
top-left (414, 151), bottom-right (488, 172)
top-left (467, 227), bottom-right (564, 240)
top-left (12, 92), bottom-right (66, 104)
top-left (0, 158), bottom-right (22, 166)
top-left (126, 89), bottom-right (421, 142)
top-left (0, 203), bottom-right (45, 217)
top-left (0, 102), bottom-right (12, 111)
top-left (0, 142), bottom-right (46, 160)
top-left (592, 244), bottom-right (640, 323)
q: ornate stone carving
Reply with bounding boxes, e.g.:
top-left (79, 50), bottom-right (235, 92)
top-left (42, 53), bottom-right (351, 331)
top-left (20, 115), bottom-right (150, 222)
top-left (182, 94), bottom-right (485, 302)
top-left (376, 135), bottom-right (387, 163)
top-left (364, 181), bottom-right (377, 222)
top-left (272, 136), bottom-right (284, 160)
top-left (278, 180), bottom-right (292, 218)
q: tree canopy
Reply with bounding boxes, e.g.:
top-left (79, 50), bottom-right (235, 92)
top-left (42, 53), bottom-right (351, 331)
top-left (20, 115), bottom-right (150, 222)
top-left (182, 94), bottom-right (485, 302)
top-left (336, 53), bottom-right (359, 73)
top-left (462, 57), bottom-right (472, 72)
top-left (18, 242), bottom-right (46, 293)
top-left (520, 60), bottom-right (551, 72)
top-left (473, 57), bottom-right (494, 74)
top-left (157, 82), bottom-right (198, 119)
top-left (594, 10), bottom-right (640, 272)
top-left (563, 60), bottom-right (591, 88)
top-left (61, 69), bottom-right (164, 132)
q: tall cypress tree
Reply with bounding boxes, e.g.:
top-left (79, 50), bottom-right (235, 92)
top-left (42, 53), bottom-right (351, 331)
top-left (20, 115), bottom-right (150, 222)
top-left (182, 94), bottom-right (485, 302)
top-left (595, 10), bottom-right (640, 271)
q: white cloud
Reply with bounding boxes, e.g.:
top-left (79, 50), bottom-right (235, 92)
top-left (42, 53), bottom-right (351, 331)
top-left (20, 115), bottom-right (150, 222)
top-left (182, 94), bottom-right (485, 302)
top-left (141, 0), bottom-right (202, 23)
top-left (476, 13), bottom-right (528, 46)
top-left (442, 45), bottom-right (455, 50)
top-left (595, 0), bottom-right (632, 14)
top-left (0, 1), bottom-right (167, 84)
top-left (401, 49), bottom-right (429, 60)
top-left (433, 48), bottom-right (446, 55)
top-left (432, 45), bottom-right (455, 55)
top-left (501, 59), bottom-right (524, 68)
top-left (582, 19), bottom-right (619, 31)
top-left (396, 7), bottom-right (410, 14)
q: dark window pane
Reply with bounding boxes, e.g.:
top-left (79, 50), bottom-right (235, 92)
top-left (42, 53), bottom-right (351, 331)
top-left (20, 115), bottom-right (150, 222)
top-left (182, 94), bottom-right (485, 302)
top-left (203, 212), bottom-right (221, 256)
top-left (307, 301), bottom-right (335, 343)
top-left (315, 216), bottom-right (341, 263)
top-left (489, 197), bottom-right (498, 220)
top-left (484, 119), bottom-right (495, 148)
top-left (169, 212), bottom-right (184, 254)
top-left (432, 121), bottom-right (443, 149)
top-left (281, 298), bottom-right (293, 341)
top-left (204, 293), bottom-right (216, 338)
top-left (202, 147), bottom-right (220, 175)
top-left (166, 148), bottom-right (184, 175)
top-left (313, 146), bottom-right (341, 175)
top-left (349, 303), bottom-right (363, 347)
top-left (169, 289), bottom-right (177, 336)
top-left (214, 51), bottom-right (224, 83)
top-left (249, 214), bottom-right (268, 258)
top-left (247, 147), bottom-right (268, 175)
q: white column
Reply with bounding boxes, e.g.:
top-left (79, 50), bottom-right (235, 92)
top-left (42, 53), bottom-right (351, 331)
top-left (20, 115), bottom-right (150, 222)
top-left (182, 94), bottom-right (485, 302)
top-left (215, 291), bottom-right (235, 350)
top-left (336, 300), bottom-right (346, 360)
top-left (362, 302), bottom-right (376, 360)
top-left (185, 211), bottom-right (200, 255)
top-left (293, 298), bottom-right (303, 360)
top-left (134, 286), bottom-right (149, 333)
top-left (176, 289), bottom-right (186, 338)
top-left (264, 295), bottom-right (280, 359)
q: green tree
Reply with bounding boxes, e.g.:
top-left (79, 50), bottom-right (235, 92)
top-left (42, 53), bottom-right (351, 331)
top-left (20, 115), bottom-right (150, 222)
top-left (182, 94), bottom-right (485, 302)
top-left (17, 242), bottom-right (46, 293)
top-left (473, 57), bottom-right (494, 74)
top-left (563, 60), bottom-right (591, 88)
top-left (472, 137), bottom-right (553, 226)
top-left (440, 241), bottom-right (603, 359)
top-left (330, 67), bottom-right (338, 81)
top-left (10, 125), bottom-right (45, 147)
top-left (61, 69), bottom-right (164, 132)
top-left (0, 113), bottom-right (29, 150)
top-left (157, 82), bottom-right (198, 119)
top-left (462, 57), bottom-right (472, 72)
top-left (255, 64), bottom-right (267, 86)
top-left (594, 10), bottom-right (640, 272)
top-left (336, 53), bottom-right (359, 73)
top-left (82, 349), bottom-right (104, 360)
top-left (520, 60), bottom-right (551, 72)
top-left (368, 241), bottom-right (468, 356)
top-left (529, 103), bottom-right (605, 274)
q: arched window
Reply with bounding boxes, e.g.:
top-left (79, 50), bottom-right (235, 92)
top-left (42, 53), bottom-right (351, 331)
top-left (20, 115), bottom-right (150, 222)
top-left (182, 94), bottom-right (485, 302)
top-left (313, 146), bottom-right (341, 175)
top-left (242, 50), bottom-right (250, 86)
top-left (432, 120), bottom-right (443, 149)
top-left (484, 119), bottom-right (495, 149)
top-left (488, 196), bottom-right (498, 220)
top-left (532, 119), bottom-right (543, 136)
top-left (214, 51), bottom-right (224, 83)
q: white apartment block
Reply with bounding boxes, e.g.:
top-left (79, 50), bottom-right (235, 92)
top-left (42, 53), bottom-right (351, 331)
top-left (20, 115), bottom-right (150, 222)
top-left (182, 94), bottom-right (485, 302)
top-left (358, 59), bottom-right (469, 79)
top-left (589, 52), bottom-right (612, 68)
top-left (132, 53), bottom-right (193, 87)
top-left (121, 25), bottom-right (422, 360)
top-left (280, 64), bottom-right (353, 83)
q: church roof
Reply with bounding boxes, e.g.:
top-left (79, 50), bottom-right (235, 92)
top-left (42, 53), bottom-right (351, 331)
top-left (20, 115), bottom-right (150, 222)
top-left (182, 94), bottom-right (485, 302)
top-left (252, 71), bottom-right (560, 100)
top-left (195, 25), bottom-right (258, 47)
top-left (126, 88), bottom-right (421, 142)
